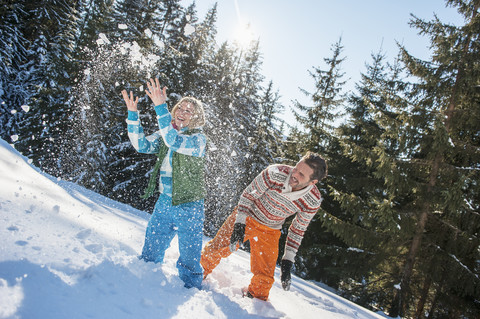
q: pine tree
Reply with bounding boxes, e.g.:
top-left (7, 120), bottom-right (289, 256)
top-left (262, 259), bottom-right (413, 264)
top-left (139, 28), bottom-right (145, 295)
top-left (323, 49), bottom-right (412, 310)
top-left (0, 0), bottom-right (30, 142)
top-left (293, 37), bottom-right (347, 154)
top-left (229, 40), bottom-right (266, 193)
top-left (67, 0), bottom-right (175, 209)
top-left (287, 37), bottom-right (349, 287)
top-left (241, 80), bottom-right (284, 192)
top-left (245, 81), bottom-right (284, 173)
top-left (387, 1), bottom-right (480, 316)
top-left (10, 0), bottom-right (81, 177)
top-left (199, 41), bottom-right (242, 234)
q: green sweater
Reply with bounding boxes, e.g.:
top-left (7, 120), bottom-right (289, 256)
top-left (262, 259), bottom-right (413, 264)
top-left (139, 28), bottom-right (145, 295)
top-left (142, 130), bottom-right (205, 206)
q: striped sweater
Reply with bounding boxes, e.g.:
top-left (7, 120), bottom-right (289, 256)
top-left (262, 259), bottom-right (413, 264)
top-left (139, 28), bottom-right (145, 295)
top-left (126, 104), bottom-right (206, 196)
top-left (235, 164), bottom-right (322, 262)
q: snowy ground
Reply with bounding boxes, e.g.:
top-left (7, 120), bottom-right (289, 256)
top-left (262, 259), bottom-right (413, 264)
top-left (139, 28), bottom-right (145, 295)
top-left (0, 138), bottom-right (389, 319)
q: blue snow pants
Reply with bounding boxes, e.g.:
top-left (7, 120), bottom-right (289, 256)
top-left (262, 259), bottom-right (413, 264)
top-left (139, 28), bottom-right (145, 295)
top-left (140, 193), bottom-right (204, 289)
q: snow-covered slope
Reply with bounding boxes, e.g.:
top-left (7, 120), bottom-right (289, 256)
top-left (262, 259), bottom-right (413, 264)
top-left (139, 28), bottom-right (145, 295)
top-left (0, 139), bottom-right (388, 319)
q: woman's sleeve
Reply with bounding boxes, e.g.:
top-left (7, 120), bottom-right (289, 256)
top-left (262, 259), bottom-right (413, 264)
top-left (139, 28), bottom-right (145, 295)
top-left (126, 110), bottom-right (162, 154)
top-left (154, 104), bottom-right (207, 157)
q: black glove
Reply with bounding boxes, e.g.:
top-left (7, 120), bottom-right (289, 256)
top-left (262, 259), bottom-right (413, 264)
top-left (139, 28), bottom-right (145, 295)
top-left (229, 223), bottom-right (246, 252)
top-left (281, 259), bottom-right (293, 291)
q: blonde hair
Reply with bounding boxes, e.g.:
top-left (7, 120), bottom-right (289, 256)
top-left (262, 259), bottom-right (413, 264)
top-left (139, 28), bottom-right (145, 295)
top-left (171, 97), bottom-right (205, 129)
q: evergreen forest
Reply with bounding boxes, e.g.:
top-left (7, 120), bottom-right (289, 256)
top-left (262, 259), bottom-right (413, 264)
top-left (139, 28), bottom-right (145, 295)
top-left (1, 0), bottom-right (479, 317)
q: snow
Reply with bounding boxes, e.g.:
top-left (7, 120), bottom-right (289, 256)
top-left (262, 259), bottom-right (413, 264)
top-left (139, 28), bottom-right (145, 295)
top-left (0, 138), bottom-right (388, 319)
top-left (184, 24), bottom-right (195, 36)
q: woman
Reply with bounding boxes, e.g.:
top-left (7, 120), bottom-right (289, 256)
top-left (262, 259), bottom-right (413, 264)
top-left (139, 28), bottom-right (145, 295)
top-left (122, 78), bottom-right (207, 289)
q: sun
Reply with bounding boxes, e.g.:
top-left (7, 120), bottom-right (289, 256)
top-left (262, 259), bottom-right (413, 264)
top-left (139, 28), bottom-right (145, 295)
top-left (233, 22), bottom-right (256, 48)
top-left (232, 0), bottom-right (256, 49)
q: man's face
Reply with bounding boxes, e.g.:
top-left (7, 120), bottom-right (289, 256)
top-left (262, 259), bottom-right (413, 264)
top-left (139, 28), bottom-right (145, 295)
top-left (174, 102), bottom-right (194, 128)
top-left (289, 160), bottom-right (317, 191)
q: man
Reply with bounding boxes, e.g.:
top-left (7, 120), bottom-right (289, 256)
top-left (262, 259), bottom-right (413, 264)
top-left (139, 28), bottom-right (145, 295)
top-left (201, 152), bottom-right (327, 300)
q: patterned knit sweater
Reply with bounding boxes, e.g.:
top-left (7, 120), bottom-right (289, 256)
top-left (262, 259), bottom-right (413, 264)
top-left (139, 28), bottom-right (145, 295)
top-left (235, 164), bottom-right (322, 262)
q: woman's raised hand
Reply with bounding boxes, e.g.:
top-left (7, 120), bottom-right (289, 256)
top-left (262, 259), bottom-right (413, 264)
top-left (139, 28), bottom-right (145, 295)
top-left (121, 90), bottom-right (138, 112)
top-left (145, 78), bottom-right (167, 106)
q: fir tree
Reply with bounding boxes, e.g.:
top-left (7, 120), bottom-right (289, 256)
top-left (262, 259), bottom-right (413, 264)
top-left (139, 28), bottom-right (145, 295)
top-left (243, 80), bottom-right (284, 180)
top-left (12, 0), bottom-right (81, 177)
top-left (0, 0), bottom-right (30, 142)
top-left (388, 1), bottom-right (480, 316)
top-left (293, 37), bottom-right (347, 154)
top-left (325, 49), bottom-right (410, 311)
top-left (200, 41), bottom-right (242, 234)
top-left (287, 37), bottom-right (348, 288)
top-left (68, 0), bottom-right (173, 210)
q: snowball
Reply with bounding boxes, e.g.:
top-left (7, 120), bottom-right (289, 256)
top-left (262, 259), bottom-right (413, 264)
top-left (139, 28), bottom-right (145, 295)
top-left (153, 36), bottom-right (164, 50)
top-left (118, 23), bottom-right (128, 30)
top-left (144, 28), bottom-right (152, 37)
top-left (97, 33), bottom-right (111, 45)
top-left (10, 109), bottom-right (17, 114)
top-left (448, 137), bottom-right (455, 147)
top-left (184, 24), bottom-right (195, 36)
top-left (209, 143), bottom-right (218, 151)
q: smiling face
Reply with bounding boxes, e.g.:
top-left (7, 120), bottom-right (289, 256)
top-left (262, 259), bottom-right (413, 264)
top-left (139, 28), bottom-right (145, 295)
top-left (174, 101), bottom-right (194, 129)
top-left (289, 160), bottom-right (318, 191)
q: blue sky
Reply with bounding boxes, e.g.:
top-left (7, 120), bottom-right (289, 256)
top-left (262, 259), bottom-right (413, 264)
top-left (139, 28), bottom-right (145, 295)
top-left (182, 1), bottom-right (464, 127)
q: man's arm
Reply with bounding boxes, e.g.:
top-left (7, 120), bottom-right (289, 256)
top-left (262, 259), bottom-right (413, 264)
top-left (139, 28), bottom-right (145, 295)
top-left (283, 207), bottom-right (318, 262)
top-left (235, 166), bottom-right (277, 224)
top-left (280, 204), bottom-right (319, 291)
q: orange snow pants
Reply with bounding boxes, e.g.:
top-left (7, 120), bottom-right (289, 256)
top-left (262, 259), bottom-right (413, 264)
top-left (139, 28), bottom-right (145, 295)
top-left (201, 207), bottom-right (281, 301)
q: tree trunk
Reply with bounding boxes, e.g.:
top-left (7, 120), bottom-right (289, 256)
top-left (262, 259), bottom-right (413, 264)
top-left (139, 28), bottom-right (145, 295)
top-left (427, 289), bottom-right (440, 319)
top-left (415, 274), bottom-right (432, 318)
top-left (389, 193), bottom-right (432, 317)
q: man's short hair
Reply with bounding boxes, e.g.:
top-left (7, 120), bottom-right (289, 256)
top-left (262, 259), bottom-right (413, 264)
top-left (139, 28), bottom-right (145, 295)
top-left (301, 152), bottom-right (328, 181)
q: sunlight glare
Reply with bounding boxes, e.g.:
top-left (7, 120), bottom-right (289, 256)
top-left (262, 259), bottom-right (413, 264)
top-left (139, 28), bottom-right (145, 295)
top-left (233, 22), bottom-right (256, 48)
top-left (232, 0), bottom-right (256, 48)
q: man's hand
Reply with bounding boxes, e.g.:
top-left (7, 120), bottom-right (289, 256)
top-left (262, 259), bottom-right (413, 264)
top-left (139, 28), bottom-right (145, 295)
top-left (281, 259), bottom-right (293, 291)
top-left (145, 78), bottom-right (167, 106)
top-left (229, 223), bottom-right (246, 252)
top-left (122, 90), bottom-right (138, 112)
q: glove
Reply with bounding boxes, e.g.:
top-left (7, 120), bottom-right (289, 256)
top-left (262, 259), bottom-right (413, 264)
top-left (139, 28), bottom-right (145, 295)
top-left (280, 259), bottom-right (293, 291)
top-left (229, 223), bottom-right (246, 252)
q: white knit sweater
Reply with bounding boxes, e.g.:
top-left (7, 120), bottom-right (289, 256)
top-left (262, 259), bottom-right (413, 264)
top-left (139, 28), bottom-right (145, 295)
top-left (235, 164), bottom-right (322, 261)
